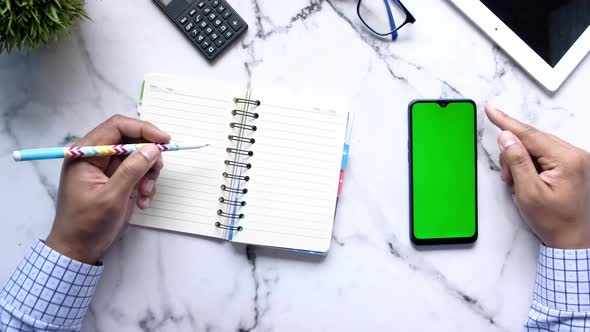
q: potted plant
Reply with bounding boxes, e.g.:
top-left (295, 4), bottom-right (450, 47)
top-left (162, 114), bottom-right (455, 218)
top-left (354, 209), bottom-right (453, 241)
top-left (0, 0), bottom-right (89, 53)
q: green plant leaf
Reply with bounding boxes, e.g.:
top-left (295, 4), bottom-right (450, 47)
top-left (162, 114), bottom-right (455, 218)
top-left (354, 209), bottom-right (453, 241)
top-left (30, 8), bottom-right (39, 24)
top-left (46, 5), bottom-right (60, 24)
top-left (0, 0), bottom-right (89, 53)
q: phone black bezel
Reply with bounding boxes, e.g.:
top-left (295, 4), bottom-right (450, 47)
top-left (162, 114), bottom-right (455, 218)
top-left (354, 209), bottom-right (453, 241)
top-left (408, 99), bottom-right (478, 246)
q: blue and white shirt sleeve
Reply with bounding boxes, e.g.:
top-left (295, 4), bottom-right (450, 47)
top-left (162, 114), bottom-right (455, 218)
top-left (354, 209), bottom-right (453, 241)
top-left (0, 241), bottom-right (103, 332)
top-left (525, 245), bottom-right (590, 331)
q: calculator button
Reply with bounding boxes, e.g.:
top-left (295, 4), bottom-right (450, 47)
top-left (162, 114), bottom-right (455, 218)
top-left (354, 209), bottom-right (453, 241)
top-left (230, 19), bottom-right (243, 31)
top-left (164, 0), bottom-right (248, 61)
top-left (196, 33), bottom-right (206, 43)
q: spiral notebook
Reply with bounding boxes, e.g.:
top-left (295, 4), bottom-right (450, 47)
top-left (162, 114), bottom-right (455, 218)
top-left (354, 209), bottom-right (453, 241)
top-left (130, 74), bottom-right (352, 254)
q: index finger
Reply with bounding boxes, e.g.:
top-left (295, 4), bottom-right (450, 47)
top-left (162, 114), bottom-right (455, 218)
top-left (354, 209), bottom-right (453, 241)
top-left (78, 115), bottom-right (171, 146)
top-left (485, 104), bottom-right (555, 157)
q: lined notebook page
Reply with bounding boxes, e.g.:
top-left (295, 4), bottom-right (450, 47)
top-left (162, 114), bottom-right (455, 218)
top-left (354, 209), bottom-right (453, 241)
top-left (130, 75), bottom-right (236, 239)
top-left (231, 97), bottom-right (349, 253)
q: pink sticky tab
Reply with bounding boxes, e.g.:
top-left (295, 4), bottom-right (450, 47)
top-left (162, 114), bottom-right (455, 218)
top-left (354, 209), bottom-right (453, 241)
top-left (337, 171), bottom-right (344, 196)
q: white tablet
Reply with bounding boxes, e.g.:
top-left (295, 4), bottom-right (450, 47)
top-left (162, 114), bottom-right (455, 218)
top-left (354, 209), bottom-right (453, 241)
top-left (448, 0), bottom-right (590, 92)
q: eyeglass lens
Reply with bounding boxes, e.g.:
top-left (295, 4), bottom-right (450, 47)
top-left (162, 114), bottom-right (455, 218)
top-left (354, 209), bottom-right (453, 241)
top-left (358, 0), bottom-right (408, 35)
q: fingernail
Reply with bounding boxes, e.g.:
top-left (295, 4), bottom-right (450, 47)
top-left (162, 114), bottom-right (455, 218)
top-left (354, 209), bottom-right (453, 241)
top-left (145, 179), bottom-right (155, 194)
top-left (498, 131), bottom-right (517, 151)
top-left (140, 144), bottom-right (160, 161)
top-left (486, 104), bottom-right (505, 116)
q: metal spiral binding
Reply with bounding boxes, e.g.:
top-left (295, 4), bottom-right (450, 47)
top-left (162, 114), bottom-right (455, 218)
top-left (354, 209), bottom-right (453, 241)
top-left (217, 209), bottom-right (244, 219)
top-left (223, 172), bottom-right (249, 181)
top-left (228, 135), bottom-right (255, 143)
top-left (215, 222), bottom-right (243, 231)
top-left (224, 160), bottom-right (252, 169)
top-left (215, 97), bottom-right (260, 233)
top-left (234, 97), bottom-right (261, 106)
top-left (232, 109), bottom-right (259, 119)
top-left (226, 147), bottom-right (253, 156)
top-left (221, 184), bottom-right (248, 194)
top-left (219, 197), bottom-right (246, 207)
top-left (230, 122), bottom-right (257, 131)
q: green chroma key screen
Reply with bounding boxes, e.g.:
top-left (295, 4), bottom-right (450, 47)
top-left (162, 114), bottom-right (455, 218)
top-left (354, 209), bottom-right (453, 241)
top-left (409, 100), bottom-right (477, 244)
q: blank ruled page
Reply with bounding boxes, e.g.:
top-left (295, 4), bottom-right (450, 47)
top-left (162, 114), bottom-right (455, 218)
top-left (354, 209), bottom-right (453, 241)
top-left (231, 96), bottom-right (349, 253)
top-left (130, 74), bottom-right (236, 239)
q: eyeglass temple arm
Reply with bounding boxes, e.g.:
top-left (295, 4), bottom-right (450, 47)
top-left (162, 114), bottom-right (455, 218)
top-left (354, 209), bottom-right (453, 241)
top-left (383, 0), bottom-right (399, 41)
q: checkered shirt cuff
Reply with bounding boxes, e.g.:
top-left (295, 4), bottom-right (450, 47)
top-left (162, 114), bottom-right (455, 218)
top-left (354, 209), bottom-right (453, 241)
top-left (0, 240), bottom-right (103, 330)
top-left (534, 245), bottom-right (590, 312)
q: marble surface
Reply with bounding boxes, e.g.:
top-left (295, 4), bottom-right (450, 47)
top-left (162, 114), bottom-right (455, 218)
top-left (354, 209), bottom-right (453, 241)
top-left (1, 0), bottom-right (590, 331)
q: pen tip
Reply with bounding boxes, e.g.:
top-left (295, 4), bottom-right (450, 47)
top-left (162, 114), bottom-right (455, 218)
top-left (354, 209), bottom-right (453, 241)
top-left (12, 151), bottom-right (21, 161)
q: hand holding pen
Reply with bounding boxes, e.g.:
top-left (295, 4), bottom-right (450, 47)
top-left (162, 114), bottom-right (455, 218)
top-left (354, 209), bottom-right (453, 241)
top-left (44, 115), bottom-right (173, 264)
top-left (13, 142), bottom-right (208, 161)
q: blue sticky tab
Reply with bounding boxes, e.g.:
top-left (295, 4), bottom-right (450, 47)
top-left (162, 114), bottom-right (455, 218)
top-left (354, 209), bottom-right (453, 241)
top-left (341, 144), bottom-right (350, 170)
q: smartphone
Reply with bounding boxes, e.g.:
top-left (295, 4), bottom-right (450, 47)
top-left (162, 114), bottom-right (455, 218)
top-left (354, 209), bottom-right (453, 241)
top-left (408, 99), bottom-right (478, 245)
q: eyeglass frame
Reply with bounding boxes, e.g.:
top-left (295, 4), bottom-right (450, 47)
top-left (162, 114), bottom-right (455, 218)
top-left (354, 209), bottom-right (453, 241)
top-left (357, 0), bottom-right (416, 40)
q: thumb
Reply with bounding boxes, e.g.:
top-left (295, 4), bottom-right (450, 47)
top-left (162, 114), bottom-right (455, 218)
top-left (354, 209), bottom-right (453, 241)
top-left (498, 131), bottom-right (540, 191)
top-left (108, 144), bottom-right (161, 197)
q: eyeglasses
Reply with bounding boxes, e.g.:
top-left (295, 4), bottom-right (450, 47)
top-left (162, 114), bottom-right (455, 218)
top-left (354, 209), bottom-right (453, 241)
top-left (357, 0), bottom-right (416, 40)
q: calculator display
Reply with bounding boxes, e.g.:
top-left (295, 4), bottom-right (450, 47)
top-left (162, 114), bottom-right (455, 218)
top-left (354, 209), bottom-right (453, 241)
top-left (159, 0), bottom-right (172, 6)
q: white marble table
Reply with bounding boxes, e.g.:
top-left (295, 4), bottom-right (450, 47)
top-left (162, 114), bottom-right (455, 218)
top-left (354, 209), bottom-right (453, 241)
top-left (1, 0), bottom-right (589, 331)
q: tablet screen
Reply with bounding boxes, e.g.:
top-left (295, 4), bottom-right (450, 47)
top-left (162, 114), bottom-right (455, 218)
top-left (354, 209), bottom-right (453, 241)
top-left (481, 0), bottom-right (590, 67)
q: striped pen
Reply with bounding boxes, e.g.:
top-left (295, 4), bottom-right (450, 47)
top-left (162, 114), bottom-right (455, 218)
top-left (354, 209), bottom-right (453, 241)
top-left (12, 142), bottom-right (209, 162)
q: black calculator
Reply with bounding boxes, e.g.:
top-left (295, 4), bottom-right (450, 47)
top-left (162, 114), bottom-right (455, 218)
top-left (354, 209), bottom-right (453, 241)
top-left (154, 0), bottom-right (248, 61)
